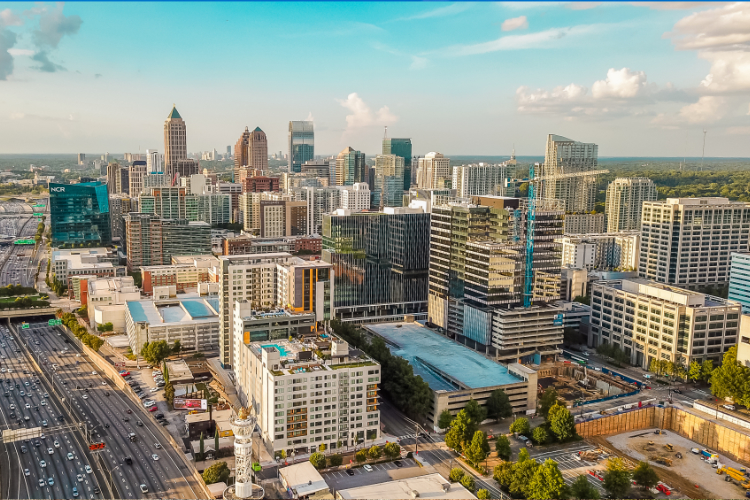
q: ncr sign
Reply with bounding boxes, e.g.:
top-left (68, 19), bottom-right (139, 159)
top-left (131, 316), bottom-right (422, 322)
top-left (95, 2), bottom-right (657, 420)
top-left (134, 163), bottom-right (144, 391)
top-left (50, 186), bottom-right (66, 193)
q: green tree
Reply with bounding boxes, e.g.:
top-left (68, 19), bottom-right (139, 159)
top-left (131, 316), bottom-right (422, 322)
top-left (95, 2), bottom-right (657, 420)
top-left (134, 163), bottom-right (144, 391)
top-left (466, 430), bottom-right (491, 466)
top-left (518, 447), bottom-right (530, 463)
top-left (214, 428), bottom-right (220, 455)
top-left (509, 417), bottom-right (531, 436)
top-left (309, 452), bottom-right (326, 470)
top-left (532, 426), bottom-right (549, 445)
top-left (141, 340), bottom-right (171, 365)
top-left (367, 445), bottom-right (381, 460)
top-left (199, 432), bottom-right (204, 460)
top-left (460, 475), bottom-right (476, 493)
top-left (603, 457), bottom-right (631, 499)
top-left (573, 295), bottom-right (590, 306)
top-left (710, 346), bottom-right (750, 405)
top-left (384, 442), bottom-right (401, 460)
top-left (445, 409), bottom-right (477, 452)
top-left (449, 468), bottom-right (465, 482)
top-left (493, 461), bottom-right (514, 490)
top-left (527, 459), bottom-right (566, 500)
top-left (495, 435), bottom-right (511, 461)
top-left (631, 461), bottom-right (659, 490)
top-left (319, 443), bottom-right (326, 452)
top-left (163, 361), bottom-right (170, 384)
top-left (476, 488), bottom-right (490, 499)
top-left (700, 359), bottom-right (714, 382)
top-left (510, 458), bottom-right (539, 497)
top-left (538, 387), bottom-right (560, 420)
top-left (549, 404), bottom-right (576, 442)
top-left (329, 454), bottom-right (343, 466)
top-left (464, 399), bottom-right (487, 424)
top-left (688, 360), bottom-right (702, 382)
top-left (202, 461), bottom-right (230, 484)
top-left (355, 450), bottom-right (367, 463)
top-left (172, 339), bottom-right (182, 355)
top-left (570, 475), bottom-right (600, 499)
top-left (486, 389), bottom-right (513, 422)
top-left (438, 409), bottom-right (453, 430)
top-left (674, 363), bottom-right (687, 381)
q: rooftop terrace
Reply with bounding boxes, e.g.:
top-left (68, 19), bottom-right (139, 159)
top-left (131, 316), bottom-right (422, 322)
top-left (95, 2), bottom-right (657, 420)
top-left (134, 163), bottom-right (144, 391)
top-left (365, 322), bottom-right (522, 392)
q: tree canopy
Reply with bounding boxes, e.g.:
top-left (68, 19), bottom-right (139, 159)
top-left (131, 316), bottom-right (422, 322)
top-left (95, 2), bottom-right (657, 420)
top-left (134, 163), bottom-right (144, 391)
top-left (603, 457), bottom-right (631, 499)
top-left (495, 435), bottom-right (511, 461)
top-left (632, 461), bottom-right (659, 490)
top-left (527, 459), bottom-right (567, 500)
top-left (570, 474), bottom-right (600, 499)
top-left (486, 389), bottom-right (513, 421)
top-left (202, 461), bottom-right (230, 485)
top-left (141, 340), bottom-right (171, 366)
top-left (509, 417), bottom-right (531, 436)
top-left (538, 387), bottom-right (560, 420)
top-left (549, 403), bottom-right (577, 442)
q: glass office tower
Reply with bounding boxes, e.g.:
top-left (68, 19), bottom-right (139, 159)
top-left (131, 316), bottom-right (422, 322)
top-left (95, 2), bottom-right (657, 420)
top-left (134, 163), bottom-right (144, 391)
top-left (50, 182), bottom-right (111, 246)
top-left (382, 137), bottom-right (412, 190)
top-left (288, 121), bottom-right (315, 173)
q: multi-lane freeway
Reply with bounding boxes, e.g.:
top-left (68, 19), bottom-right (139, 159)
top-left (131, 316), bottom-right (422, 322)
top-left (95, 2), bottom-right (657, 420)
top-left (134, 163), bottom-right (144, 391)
top-left (0, 323), bottom-right (104, 500)
top-left (12, 321), bottom-right (204, 499)
top-left (0, 218), bottom-right (39, 288)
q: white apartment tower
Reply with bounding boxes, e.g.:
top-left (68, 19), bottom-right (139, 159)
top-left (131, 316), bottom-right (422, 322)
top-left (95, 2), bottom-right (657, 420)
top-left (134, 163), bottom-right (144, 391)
top-left (452, 163), bottom-right (515, 199)
top-left (639, 198), bottom-right (750, 286)
top-left (417, 152), bottom-right (451, 189)
top-left (338, 183), bottom-right (370, 212)
top-left (538, 134), bottom-right (598, 213)
top-left (606, 177), bottom-right (657, 233)
top-left (146, 149), bottom-right (162, 173)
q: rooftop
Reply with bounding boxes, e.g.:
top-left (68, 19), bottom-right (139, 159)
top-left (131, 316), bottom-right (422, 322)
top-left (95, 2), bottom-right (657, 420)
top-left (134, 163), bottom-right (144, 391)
top-left (603, 278), bottom-right (739, 308)
top-left (127, 296), bottom-right (219, 326)
top-left (337, 473), bottom-right (475, 500)
top-left (279, 462), bottom-right (328, 497)
top-left (365, 322), bottom-right (522, 391)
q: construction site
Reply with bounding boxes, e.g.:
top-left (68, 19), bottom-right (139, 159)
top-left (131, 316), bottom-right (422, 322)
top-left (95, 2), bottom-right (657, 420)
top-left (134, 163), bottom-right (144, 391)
top-left (537, 362), bottom-right (637, 405)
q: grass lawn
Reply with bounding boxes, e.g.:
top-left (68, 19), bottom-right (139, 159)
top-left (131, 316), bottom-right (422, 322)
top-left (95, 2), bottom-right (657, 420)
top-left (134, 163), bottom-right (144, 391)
top-left (0, 295), bottom-right (43, 303)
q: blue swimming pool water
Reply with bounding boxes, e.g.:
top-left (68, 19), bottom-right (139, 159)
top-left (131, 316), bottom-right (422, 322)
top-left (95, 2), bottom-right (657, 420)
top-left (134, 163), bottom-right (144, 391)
top-left (261, 344), bottom-right (289, 357)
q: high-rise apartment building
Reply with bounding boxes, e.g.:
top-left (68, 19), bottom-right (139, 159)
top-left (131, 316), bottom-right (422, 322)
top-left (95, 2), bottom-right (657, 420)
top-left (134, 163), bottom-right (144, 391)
top-left (164, 106), bottom-right (188, 179)
top-left (338, 183), bottom-right (370, 212)
top-left (590, 278), bottom-right (741, 368)
top-left (728, 253), bottom-right (750, 314)
top-left (217, 182), bottom-right (242, 224)
top-left (109, 194), bottom-right (135, 244)
top-left (260, 201), bottom-right (307, 237)
top-left (563, 213), bottom-right (606, 235)
top-left (124, 213), bottom-right (210, 271)
top-left (290, 187), bottom-right (342, 236)
top-left (372, 154), bottom-right (404, 209)
top-left (428, 196), bottom-right (564, 363)
top-left (139, 185), bottom-right (229, 225)
top-left (605, 177), bottom-right (658, 233)
top-left (417, 152), bottom-right (450, 189)
top-left (77, 153), bottom-right (86, 166)
top-left (288, 121), bottom-right (314, 173)
top-left (146, 149), bottom-right (162, 173)
top-left (50, 182), bottom-right (112, 247)
top-left (639, 198), bottom-right (750, 286)
top-left (234, 127), bottom-right (252, 182)
top-left (538, 134), bottom-right (598, 213)
top-left (452, 163), bottom-right (516, 199)
top-left (323, 207), bottom-right (430, 322)
top-left (129, 161), bottom-right (147, 196)
top-left (335, 147), bottom-right (365, 186)
top-left (382, 137), bottom-right (412, 190)
top-left (558, 233), bottom-right (640, 271)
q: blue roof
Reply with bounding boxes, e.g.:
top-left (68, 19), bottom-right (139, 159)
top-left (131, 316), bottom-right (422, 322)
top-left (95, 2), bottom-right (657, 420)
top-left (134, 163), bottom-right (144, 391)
top-left (182, 299), bottom-right (214, 319)
top-left (127, 301), bottom-right (149, 323)
top-left (367, 323), bottom-right (522, 391)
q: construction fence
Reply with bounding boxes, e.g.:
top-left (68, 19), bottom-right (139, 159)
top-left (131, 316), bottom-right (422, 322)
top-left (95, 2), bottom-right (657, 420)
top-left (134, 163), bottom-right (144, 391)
top-left (576, 405), bottom-right (750, 466)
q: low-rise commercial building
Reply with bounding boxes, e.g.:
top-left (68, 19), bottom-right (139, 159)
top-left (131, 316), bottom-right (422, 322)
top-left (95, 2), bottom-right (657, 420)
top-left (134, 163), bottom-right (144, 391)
top-left (87, 276), bottom-right (141, 331)
top-left (125, 295), bottom-right (221, 355)
top-left (140, 255), bottom-right (219, 296)
top-left (364, 321), bottom-right (537, 430)
top-left (590, 278), bottom-right (742, 368)
top-left (336, 473), bottom-right (475, 500)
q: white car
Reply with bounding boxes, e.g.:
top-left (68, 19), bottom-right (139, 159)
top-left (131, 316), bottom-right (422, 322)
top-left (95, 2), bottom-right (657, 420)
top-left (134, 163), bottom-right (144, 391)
top-left (25, 403), bottom-right (30, 409)
top-left (9, 404), bottom-right (14, 410)
top-left (723, 404), bottom-right (736, 411)
top-left (76, 474), bottom-right (84, 482)
top-left (85, 465), bottom-right (92, 474)
top-left (82, 395), bottom-right (88, 400)
top-left (150, 387), bottom-right (159, 393)
top-left (54, 440), bottom-right (60, 448)
top-left (24, 468), bottom-right (30, 476)
top-left (363, 464), bottom-right (373, 472)
top-left (48, 448), bottom-right (54, 455)
top-left (154, 443), bottom-right (161, 449)
top-left (38, 479), bottom-right (45, 488)
top-left (152, 454), bottom-right (159, 461)
top-left (40, 460), bottom-right (46, 468)
top-left (91, 371), bottom-right (97, 375)
top-left (40, 400), bottom-right (47, 406)
top-left (67, 452), bottom-right (74, 460)
top-left (101, 381), bottom-right (107, 385)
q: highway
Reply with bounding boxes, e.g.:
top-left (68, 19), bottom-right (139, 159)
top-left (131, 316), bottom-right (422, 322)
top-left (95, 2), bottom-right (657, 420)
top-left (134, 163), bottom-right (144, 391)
top-left (17, 321), bottom-right (203, 499)
top-left (0, 323), bottom-right (104, 500)
top-left (0, 217), bottom-right (39, 288)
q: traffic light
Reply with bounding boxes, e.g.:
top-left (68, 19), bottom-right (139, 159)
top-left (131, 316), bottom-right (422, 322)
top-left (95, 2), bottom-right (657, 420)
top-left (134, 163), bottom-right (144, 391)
top-left (89, 442), bottom-right (106, 451)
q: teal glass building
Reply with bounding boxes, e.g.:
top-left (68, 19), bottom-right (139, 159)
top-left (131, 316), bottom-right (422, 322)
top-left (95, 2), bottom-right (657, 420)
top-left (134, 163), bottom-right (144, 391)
top-left (382, 137), bottom-right (412, 190)
top-left (288, 121), bottom-right (314, 173)
top-left (50, 182), bottom-right (111, 246)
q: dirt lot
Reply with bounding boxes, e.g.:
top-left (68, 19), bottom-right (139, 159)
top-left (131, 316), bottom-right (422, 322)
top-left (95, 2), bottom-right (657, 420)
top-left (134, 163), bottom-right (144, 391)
top-left (592, 428), bottom-right (747, 499)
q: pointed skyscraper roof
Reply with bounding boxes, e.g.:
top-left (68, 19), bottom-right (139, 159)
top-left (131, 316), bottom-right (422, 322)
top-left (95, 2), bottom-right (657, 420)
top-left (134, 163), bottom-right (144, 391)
top-left (254, 127), bottom-right (263, 132)
top-left (167, 105), bottom-right (181, 119)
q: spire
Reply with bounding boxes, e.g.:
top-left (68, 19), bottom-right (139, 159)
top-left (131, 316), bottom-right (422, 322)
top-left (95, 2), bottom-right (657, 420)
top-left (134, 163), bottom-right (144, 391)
top-left (245, 126), bottom-right (249, 133)
top-left (383, 125), bottom-right (388, 140)
top-left (511, 144), bottom-right (516, 160)
top-left (167, 105), bottom-right (181, 119)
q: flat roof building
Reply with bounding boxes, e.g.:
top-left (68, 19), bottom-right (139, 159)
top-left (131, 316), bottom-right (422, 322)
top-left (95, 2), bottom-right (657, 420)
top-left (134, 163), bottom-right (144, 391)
top-left (336, 473), bottom-right (475, 500)
top-left (49, 181), bottom-right (111, 247)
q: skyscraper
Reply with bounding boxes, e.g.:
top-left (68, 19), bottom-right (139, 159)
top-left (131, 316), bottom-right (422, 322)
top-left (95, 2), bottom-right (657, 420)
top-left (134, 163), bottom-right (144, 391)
top-left (452, 163), bottom-right (516, 199)
top-left (538, 134), bottom-right (598, 213)
top-left (335, 147), bottom-right (365, 186)
top-left (382, 137), bottom-right (412, 190)
top-left (417, 152), bottom-right (451, 189)
top-left (77, 153), bottom-right (86, 166)
top-left (234, 127), bottom-right (251, 182)
top-left (372, 154), bottom-right (404, 209)
top-left (50, 182), bottom-right (111, 247)
top-left (249, 127), bottom-right (268, 174)
top-left (288, 121), bottom-right (314, 173)
top-left (164, 106), bottom-right (188, 179)
top-left (129, 161), bottom-right (147, 196)
top-left (146, 149), bottom-right (162, 173)
top-left (605, 177), bottom-right (657, 233)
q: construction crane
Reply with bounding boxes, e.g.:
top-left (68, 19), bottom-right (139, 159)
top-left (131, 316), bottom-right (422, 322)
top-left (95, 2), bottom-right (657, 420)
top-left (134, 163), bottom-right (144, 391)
top-left (523, 166), bottom-right (610, 307)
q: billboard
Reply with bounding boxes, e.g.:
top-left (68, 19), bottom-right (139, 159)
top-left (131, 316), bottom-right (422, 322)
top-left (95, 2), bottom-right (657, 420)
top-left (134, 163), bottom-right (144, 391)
top-left (173, 398), bottom-right (207, 410)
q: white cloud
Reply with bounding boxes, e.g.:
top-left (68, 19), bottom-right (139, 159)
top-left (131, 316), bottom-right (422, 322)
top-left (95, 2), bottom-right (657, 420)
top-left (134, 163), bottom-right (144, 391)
top-left (501, 16), bottom-right (528, 32)
top-left (337, 93), bottom-right (398, 133)
top-left (516, 84), bottom-right (589, 114)
top-left (678, 96), bottom-right (728, 123)
top-left (592, 68), bottom-right (648, 99)
top-left (441, 24), bottom-right (602, 57)
top-left (697, 51), bottom-right (750, 93)
top-left (7, 48), bottom-right (34, 56)
top-left (669, 2), bottom-right (750, 51)
top-left (0, 9), bottom-right (22, 26)
top-left (396, 3), bottom-right (473, 21)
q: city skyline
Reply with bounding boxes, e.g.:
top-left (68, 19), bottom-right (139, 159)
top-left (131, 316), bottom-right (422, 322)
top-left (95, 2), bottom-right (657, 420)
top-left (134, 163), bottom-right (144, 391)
top-left (2, 2), bottom-right (749, 157)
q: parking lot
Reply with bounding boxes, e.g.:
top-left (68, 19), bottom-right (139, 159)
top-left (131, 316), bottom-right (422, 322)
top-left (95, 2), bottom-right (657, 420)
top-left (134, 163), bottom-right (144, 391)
top-left (530, 444), bottom-right (608, 496)
top-left (321, 458), bottom-right (423, 491)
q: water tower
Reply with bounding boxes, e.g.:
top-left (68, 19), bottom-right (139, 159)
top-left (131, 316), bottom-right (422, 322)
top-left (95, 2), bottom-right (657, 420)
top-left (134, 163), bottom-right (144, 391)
top-left (223, 407), bottom-right (264, 500)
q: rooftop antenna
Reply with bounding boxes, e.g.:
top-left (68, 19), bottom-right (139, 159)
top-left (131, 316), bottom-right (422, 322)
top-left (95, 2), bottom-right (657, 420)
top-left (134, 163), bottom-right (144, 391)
top-left (383, 126), bottom-right (388, 140)
top-left (700, 129), bottom-right (707, 171)
top-left (511, 144), bottom-right (516, 161)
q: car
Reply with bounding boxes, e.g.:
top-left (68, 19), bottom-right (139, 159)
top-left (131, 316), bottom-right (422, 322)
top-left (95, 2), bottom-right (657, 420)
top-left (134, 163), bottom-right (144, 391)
top-left (25, 403), bottom-right (30, 409)
top-left (40, 400), bottom-right (46, 406)
top-left (159, 420), bottom-right (169, 426)
top-left (82, 394), bottom-right (88, 400)
top-left (48, 448), bottom-right (54, 455)
top-left (9, 404), bottom-right (14, 410)
top-left (144, 401), bottom-right (155, 408)
top-left (126, 408), bottom-right (132, 414)
top-left (138, 392), bottom-right (148, 399)
top-left (24, 468), bottom-right (30, 476)
top-left (156, 382), bottom-right (165, 387)
top-left (54, 440), bottom-right (60, 448)
top-left (346, 469), bottom-right (355, 476)
top-left (136, 420), bottom-right (143, 427)
top-left (61, 380), bottom-right (66, 385)
top-left (20, 445), bottom-right (27, 453)
top-left (140, 484), bottom-right (148, 493)
top-left (723, 404), bottom-right (736, 411)
top-left (155, 413), bottom-right (164, 419)
top-left (119, 371), bottom-right (130, 377)
top-left (19, 391), bottom-right (24, 396)
top-left (123, 417), bottom-right (129, 422)
top-left (104, 423), bottom-right (109, 428)
top-left (34, 441), bottom-right (41, 447)
top-left (24, 381), bottom-right (29, 386)
top-left (77, 474), bottom-right (84, 482)
top-left (101, 381), bottom-right (107, 385)
top-left (154, 443), bottom-right (161, 449)
top-left (85, 465), bottom-right (92, 474)
top-left (23, 415), bottom-right (29, 422)
top-left (149, 406), bottom-right (158, 412)
top-left (67, 452), bottom-right (74, 460)
top-left (394, 460), bottom-right (403, 468)
top-left (38, 479), bottom-right (45, 487)
top-left (673, 388), bottom-right (682, 394)
top-left (72, 486), bottom-right (79, 497)
top-left (105, 392), bottom-right (109, 397)
top-left (363, 464), bottom-right (373, 472)
top-left (93, 487), bottom-right (101, 494)
top-left (150, 387), bottom-right (159, 393)
top-left (47, 477), bottom-right (54, 486)
top-left (41, 420), bottom-right (47, 427)
top-left (40, 460), bottom-right (46, 468)
top-left (152, 454), bottom-right (159, 461)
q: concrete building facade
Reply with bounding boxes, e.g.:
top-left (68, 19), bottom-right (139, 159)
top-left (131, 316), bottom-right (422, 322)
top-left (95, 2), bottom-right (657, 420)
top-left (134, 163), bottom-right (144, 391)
top-left (605, 177), bottom-right (657, 233)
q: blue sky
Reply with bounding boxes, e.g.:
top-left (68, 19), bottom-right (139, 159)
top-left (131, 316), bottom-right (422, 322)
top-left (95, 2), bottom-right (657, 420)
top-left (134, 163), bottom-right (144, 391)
top-left (1, 2), bottom-right (749, 157)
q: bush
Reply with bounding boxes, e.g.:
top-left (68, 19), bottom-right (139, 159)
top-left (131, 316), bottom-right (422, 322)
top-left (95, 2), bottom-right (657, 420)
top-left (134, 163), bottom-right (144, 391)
top-left (384, 442), bottom-right (401, 460)
top-left (509, 417), bottom-right (531, 436)
top-left (329, 454), bottom-right (343, 467)
top-left (449, 467), bottom-right (465, 482)
top-left (476, 489), bottom-right (490, 499)
top-left (460, 475), bottom-right (475, 493)
top-left (532, 426), bottom-right (548, 445)
top-left (367, 445), bottom-right (381, 460)
top-left (202, 461), bottom-right (230, 485)
top-left (355, 450), bottom-right (367, 463)
top-left (309, 452), bottom-right (326, 470)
